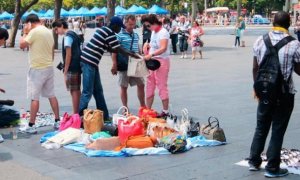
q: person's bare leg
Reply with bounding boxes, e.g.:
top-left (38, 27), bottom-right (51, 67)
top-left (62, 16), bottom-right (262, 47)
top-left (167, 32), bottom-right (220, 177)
top-left (162, 98), bottom-right (169, 111)
top-left (192, 50), bottom-right (195, 60)
top-left (71, 90), bottom-right (81, 114)
top-left (30, 100), bottom-right (39, 124)
top-left (146, 96), bottom-right (154, 109)
top-left (49, 97), bottom-right (59, 119)
top-left (137, 84), bottom-right (146, 107)
top-left (120, 86), bottom-right (128, 108)
top-left (199, 50), bottom-right (203, 59)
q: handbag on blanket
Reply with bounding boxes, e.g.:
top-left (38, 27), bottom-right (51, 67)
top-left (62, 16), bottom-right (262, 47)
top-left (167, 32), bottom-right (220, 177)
top-left (125, 135), bottom-right (154, 149)
top-left (127, 58), bottom-right (149, 77)
top-left (118, 116), bottom-right (145, 144)
top-left (59, 113), bottom-right (81, 131)
top-left (86, 136), bottom-right (121, 150)
top-left (200, 117), bottom-right (226, 142)
top-left (157, 133), bottom-right (187, 154)
top-left (83, 109), bottom-right (104, 134)
top-left (112, 106), bottom-right (129, 125)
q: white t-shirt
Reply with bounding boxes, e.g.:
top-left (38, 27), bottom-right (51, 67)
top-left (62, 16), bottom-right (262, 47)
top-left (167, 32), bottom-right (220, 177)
top-left (149, 28), bottom-right (170, 59)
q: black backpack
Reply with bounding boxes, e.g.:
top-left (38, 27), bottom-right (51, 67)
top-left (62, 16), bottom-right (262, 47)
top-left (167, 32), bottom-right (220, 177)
top-left (254, 34), bottom-right (295, 104)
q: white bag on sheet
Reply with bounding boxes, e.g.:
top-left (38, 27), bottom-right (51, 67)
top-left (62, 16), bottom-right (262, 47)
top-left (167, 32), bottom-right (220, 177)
top-left (112, 106), bottom-right (129, 125)
top-left (47, 128), bottom-right (81, 146)
top-left (127, 58), bottom-right (149, 77)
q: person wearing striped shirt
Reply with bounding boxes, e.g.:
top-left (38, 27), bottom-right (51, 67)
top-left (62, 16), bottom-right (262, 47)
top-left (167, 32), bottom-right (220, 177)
top-left (111, 15), bottom-right (145, 110)
top-left (79, 17), bottom-right (138, 119)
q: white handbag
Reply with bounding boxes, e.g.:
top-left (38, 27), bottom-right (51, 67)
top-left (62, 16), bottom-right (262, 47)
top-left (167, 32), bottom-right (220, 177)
top-left (127, 58), bottom-right (149, 77)
top-left (112, 106), bottom-right (129, 125)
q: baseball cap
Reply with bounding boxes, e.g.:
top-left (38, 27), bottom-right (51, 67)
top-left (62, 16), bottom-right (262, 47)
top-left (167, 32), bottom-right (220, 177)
top-left (110, 16), bottom-right (125, 28)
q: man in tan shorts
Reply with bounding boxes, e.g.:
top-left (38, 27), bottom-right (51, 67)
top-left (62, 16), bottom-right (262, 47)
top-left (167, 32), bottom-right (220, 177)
top-left (20, 14), bottom-right (60, 133)
top-left (111, 15), bottom-right (145, 110)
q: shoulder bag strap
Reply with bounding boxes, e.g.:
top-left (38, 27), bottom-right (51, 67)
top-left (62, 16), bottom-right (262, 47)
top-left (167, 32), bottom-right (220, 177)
top-left (130, 33), bottom-right (135, 51)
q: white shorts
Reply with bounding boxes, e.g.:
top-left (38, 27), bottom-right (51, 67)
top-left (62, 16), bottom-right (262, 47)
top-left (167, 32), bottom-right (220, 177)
top-left (118, 71), bottom-right (144, 88)
top-left (27, 67), bottom-right (55, 100)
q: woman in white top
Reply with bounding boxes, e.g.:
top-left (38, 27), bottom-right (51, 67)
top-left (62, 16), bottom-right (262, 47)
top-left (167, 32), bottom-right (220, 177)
top-left (143, 14), bottom-right (171, 118)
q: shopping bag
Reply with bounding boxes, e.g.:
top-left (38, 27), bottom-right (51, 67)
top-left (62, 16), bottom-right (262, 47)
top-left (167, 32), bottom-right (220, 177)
top-left (138, 107), bottom-right (157, 120)
top-left (127, 58), bottom-right (149, 77)
top-left (200, 117), bottom-right (226, 142)
top-left (83, 109), bottom-right (104, 134)
top-left (118, 117), bottom-right (144, 145)
top-left (59, 113), bottom-right (81, 131)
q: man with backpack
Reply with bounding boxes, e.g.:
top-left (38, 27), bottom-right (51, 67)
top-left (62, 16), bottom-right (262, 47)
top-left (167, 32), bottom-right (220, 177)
top-left (52, 19), bottom-right (82, 114)
top-left (248, 11), bottom-right (300, 178)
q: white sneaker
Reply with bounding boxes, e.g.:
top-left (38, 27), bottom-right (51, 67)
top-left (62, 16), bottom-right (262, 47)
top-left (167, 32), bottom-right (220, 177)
top-left (184, 54), bottom-right (187, 58)
top-left (53, 121), bottom-right (60, 130)
top-left (19, 125), bottom-right (37, 134)
top-left (0, 134), bottom-right (4, 143)
top-left (180, 55), bottom-right (184, 59)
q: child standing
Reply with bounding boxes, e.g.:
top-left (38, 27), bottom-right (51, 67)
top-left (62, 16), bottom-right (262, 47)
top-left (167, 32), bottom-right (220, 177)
top-left (234, 23), bottom-right (241, 47)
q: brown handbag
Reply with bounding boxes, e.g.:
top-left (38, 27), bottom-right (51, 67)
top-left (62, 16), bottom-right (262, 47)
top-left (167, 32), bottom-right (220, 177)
top-left (200, 117), bottom-right (226, 142)
top-left (83, 109), bottom-right (104, 134)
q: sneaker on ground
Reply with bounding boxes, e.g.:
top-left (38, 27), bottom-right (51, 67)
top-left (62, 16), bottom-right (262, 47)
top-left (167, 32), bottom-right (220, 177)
top-left (184, 54), bottom-right (187, 58)
top-left (249, 164), bottom-right (260, 171)
top-left (19, 125), bottom-right (37, 134)
top-left (264, 168), bottom-right (289, 178)
top-left (180, 55), bottom-right (184, 59)
top-left (0, 134), bottom-right (4, 143)
top-left (157, 112), bottom-right (170, 119)
top-left (53, 121), bottom-right (60, 130)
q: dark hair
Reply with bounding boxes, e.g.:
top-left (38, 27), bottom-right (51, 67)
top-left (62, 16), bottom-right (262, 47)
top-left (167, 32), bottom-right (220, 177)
top-left (0, 28), bottom-right (9, 40)
top-left (193, 21), bottom-right (200, 26)
top-left (125, 15), bottom-right (136, 22)
top-left (143, 14), bottom-right (162, 26)
top-left (25, 14), bottom-right (40, 23)
top-left (273, 11), bottom-right (290, 30)
top-left (163, 17), bottom-right (170, 24)
top-left (141, 15), bottom-right (148, 24)
top-left (52, 19), bottom-right (68, 29)
top-left (172, 14), bottom-right (177, 20)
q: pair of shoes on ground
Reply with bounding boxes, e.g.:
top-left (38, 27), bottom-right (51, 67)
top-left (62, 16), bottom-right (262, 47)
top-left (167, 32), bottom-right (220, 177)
top-left (249, 164), bottom-right (289, 178)
top-left (19, 121), bottom-right (60, 134)
top-left (180, 54), bottom-right (187, 59)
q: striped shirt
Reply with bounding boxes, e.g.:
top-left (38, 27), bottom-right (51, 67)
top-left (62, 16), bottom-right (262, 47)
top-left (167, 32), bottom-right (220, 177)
top-left (116, 28), bottom-right (139, 53)
top-left (81, 26), bottom-right (120, 67)
top-left (253, 31), bottom-right (300, 93)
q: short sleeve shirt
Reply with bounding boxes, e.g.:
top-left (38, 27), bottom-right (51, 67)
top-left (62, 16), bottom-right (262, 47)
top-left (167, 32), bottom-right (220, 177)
top-left (25, 25), bottom-right (54, 69)
top-left (253, 31), bottom-right (300, 93)
top-left (81, 26), bottom-right (120, 67)
top-left (149, 28), bottom-right (170, 59)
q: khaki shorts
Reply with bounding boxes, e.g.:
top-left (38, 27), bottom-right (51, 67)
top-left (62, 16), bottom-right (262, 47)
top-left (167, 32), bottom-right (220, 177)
top-left (27, 67), bottom-right (55, 100)
top-left (118, 71), bottom-right (144, 88)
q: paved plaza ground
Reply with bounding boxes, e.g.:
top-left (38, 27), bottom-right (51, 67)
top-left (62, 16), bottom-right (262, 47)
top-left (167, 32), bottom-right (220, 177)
top-left (0, 26), bottom-right (300, 179)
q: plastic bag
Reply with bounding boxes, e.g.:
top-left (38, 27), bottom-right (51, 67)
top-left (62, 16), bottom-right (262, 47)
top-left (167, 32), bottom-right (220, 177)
top-left (118, 117), bottom-right (144, 145)
top-left (91, 131), bottom-right (112, 141)
top-left (59, 113), bottom-right (81, 131)
top-left (157, 133), bottom-right (187, 154)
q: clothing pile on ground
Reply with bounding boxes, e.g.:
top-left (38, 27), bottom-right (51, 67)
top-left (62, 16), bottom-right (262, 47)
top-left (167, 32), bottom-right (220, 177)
top-left (40, 107), bottom-right (227, 157)
top-left (236, 148), bottom-right (300, 175)
top-left (20, 112), bottom-right (57, 128)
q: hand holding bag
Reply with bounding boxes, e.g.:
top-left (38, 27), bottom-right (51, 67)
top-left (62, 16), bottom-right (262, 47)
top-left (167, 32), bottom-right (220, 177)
top-left (83, 109), bottom-right (104, 134)
top-left (127, 58), bottom-right (149, 77)
top-left (59, 113), bottom-right (81, 131)
top-left (200, 117), bottom-right (226, 142)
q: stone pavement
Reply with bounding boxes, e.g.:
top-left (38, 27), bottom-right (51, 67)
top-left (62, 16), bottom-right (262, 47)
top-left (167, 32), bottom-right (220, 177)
top-left (0, 27), bottom-right (300, 180)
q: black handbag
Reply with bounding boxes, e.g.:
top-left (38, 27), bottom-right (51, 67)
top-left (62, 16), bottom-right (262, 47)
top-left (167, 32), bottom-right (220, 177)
top-left (200, 117), bottom-right (226, 142)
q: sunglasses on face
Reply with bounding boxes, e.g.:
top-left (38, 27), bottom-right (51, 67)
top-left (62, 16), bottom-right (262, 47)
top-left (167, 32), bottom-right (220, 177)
top-left (144, 24), bottom-right (151, 28)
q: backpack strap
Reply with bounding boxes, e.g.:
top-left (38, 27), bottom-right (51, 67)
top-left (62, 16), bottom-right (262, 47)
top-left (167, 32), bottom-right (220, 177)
top-left (275, 36), bottom-right (295, 50)
top-left (263, 34), bottom-right (273, 49)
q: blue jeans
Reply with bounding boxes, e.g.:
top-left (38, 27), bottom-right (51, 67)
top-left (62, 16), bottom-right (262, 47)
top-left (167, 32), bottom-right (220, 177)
top-left (79, 62), bottom-right (109, 120)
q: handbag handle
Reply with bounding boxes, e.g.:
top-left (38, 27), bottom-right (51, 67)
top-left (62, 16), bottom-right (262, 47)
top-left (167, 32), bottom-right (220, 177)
top-left (181, 108), bottom-right (189, 122)
top-left (84, 110), bottom-right (95, 121)
top-left (116, 106), bottom-right (129, 116)
top-left (208, 116), bottom-right (220, 128)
